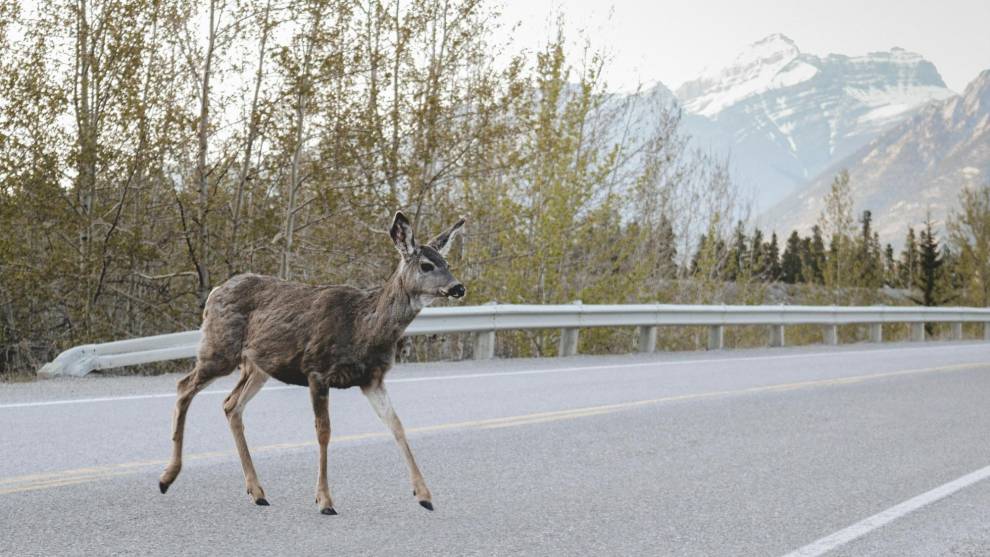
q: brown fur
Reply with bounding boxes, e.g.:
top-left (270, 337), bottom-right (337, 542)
top-left (202, 273), bottom-right (408, 389)
top-left (158, 212), bottom-right (465, 513)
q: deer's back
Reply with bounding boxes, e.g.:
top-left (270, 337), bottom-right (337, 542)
top-left (201, 273), bottom-right (385, 388)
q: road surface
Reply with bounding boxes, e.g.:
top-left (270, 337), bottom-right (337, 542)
top-left (3, 341), bottom-right (990, 556)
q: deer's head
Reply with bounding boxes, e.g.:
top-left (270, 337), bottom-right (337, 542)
top-left (389, 211), bottom-right (466, 308)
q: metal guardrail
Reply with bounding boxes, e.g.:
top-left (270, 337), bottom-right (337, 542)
top-left (38, 304), bottom-right (990, 378)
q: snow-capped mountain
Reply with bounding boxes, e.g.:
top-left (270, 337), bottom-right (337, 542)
top-left (766, 70), bottom-right (990, 244)
top-left (675, 34), bottom-right (955, 209)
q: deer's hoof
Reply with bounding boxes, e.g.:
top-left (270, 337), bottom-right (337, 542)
top-left (255, 498), bottom-right (270, 506)
top-left (158, 481), bottom-right (169, 494)
top-left (419, 500), bottom-right (434, 511)
top-left (320, 507), bottom-right (338, 515)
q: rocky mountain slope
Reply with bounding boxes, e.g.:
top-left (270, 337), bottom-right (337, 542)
top-left (765, 70), bottom-right (990, 244)
top-left (675, 34), bottom-right (955, 209)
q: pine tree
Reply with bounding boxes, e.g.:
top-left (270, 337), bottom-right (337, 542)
top-left (857, 210), bottom-right (881, 287)
top-left (765, 232), bottom-right (781, 282)
top-left (899, 228), bottom-right (919, 290)
top-left (781, 231), bottom-right (804, 284)
top-left (913, 218), bottom-right (946, 307)
top-left (750, 228), bottom-right (765, 279)
top-left (725, 220), bottom-right (748, 281)
top-left (804, 225), bottom-right (826, 284)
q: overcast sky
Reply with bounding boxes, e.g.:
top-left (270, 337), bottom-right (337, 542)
top-left (499, 0), bottom-right (990, 93)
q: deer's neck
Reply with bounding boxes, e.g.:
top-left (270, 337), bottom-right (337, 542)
top-left (361, 271), bottom-right (420, 349)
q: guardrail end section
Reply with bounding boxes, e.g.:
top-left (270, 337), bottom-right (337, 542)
top-left (37, 346), bottom-right (97, 379)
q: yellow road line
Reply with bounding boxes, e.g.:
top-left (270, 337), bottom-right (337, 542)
top-left (2, 361), bottom-right (986, 496)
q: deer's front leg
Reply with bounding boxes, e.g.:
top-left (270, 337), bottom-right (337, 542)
top-left (308, 378), bottom-right (336, 515)
top-left (361, 383), bottom-right (433, 511)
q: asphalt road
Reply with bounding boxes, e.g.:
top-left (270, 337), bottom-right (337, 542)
top-left (3, 341), bottom-right (990, 556)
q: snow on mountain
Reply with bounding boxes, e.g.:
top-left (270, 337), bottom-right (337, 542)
top-left (678, 34), bottom-right (810, 117)
top-left (675, 34), bottom-right (956, 210)
top-left (765, 70), bottom-right (990, 245)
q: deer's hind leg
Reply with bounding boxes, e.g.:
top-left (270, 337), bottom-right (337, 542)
top-left (224, 359), bottom-right (270, 505)
top-left (159, 358), bottom-right (232, 494)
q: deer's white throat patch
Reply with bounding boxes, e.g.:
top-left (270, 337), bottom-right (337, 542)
top-left (410, 294), bottom-right (437, 312)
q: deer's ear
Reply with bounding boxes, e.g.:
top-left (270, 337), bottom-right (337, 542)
top-left (428, 217), bottom-right (466, 257)
top-left (389, 211), bottom-right (417, 258)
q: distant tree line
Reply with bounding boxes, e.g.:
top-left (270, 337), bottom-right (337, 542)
top-left (686, 172), bottom-right (990, 310)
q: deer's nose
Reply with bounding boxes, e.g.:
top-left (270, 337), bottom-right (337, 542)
top-left (448, 283), bottom-right (465, 298)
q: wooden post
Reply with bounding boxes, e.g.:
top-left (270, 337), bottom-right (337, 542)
top-left (869, 323), bottom-right (883, 343)
top-left (473, 331), bottom-right (495, 360)
top-left (707, 325), bottom-right (724, 350)
top-left (823, 324), bottom-right (839, 346)
top-left (910, 322), bottom-right (926, 342)
top-left (636, 326), bottom-right (657, 353)
top-left (769, 324), bottom-right (785, 347)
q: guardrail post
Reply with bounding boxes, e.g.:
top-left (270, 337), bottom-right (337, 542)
top-left (869, 323), bottom-right (883, 343)
top-left (707, 325), bottom-right (724, 350)
top-left (636, 326), bottom-right (657, 353)
top-left (823, 324), bottom-right (839, 346)
top-left (950, 322), bottom-right (963, 340)
top-left (473, 331), bottom-right (495, 360)
top-left (910, 322), bottom-right (926, 342)
top-left (558, 300), bottom-right (582, 357)
top-left (559, 328), bottom-right (579, 357)
top-left (985, 322), bottom-right (990, 341)
top-left (769, 324), bottom-right (785, 347)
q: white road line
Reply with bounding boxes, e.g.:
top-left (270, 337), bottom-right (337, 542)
top-left (2, 343), bottom-right (987, 410)
top-left (0, 386), bottom-right (296, 409)
top-left (390, 343), bottom-right (989, 383)
top-left (781, 463), bottom-right (990, 557)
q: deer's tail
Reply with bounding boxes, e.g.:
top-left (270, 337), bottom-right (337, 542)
top-left (202, 286), bottom-right (221, 321)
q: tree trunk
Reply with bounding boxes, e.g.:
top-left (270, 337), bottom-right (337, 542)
top-left (196, 0), bottom-right (218, 308)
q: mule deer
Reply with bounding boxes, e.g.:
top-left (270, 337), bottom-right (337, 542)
top-left (158, 211), bottom-right (465, 514)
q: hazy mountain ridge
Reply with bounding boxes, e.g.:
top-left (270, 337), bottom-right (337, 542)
top-left (673, 34), bottom-right (956, 209)
top-left (765, 70), bottom-right (990, 244)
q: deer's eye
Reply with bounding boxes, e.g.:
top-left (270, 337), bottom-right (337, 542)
top-left (420, 262), bottom-right (435, 272)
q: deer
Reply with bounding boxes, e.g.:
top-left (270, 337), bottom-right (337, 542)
top-left (158, 211), bottom-right (466, 515)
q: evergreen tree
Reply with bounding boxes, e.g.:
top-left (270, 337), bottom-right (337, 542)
top-left (857, 210), bottom-right (881, 287)
top-left (899, 228), bottom-right (919, 289)
top-left (765, 232), bottom-right (781, 281)
top-left (804, 225), bottom-right (826, 284)
top-left (781, 231), bottom-right (804, 284)
top-left (912, 218), bottom-right (950, 308)
top-left (725, 220), bottom-right (749, 281)
top-left (750, 228), bottom-right (765, 279)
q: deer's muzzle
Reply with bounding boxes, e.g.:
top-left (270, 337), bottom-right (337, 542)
top-left (442, 284), bottom-right (466, 299)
